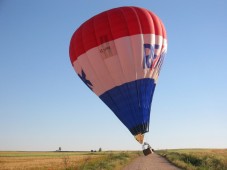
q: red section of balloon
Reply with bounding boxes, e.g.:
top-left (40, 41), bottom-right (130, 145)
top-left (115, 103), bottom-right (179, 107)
top-left (69, 6), bottom-right (167, 65)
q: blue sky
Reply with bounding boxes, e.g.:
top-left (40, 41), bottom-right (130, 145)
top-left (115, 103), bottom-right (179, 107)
top-left (0, 0), bottom-right (227, 151)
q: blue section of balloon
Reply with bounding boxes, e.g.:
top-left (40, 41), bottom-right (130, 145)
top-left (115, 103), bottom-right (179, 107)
top-left (99, 78), bottom-right (156, 135)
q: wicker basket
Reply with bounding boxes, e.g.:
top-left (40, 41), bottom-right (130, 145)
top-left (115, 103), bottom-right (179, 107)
top-left (143, 147), bottom-right (152, 156)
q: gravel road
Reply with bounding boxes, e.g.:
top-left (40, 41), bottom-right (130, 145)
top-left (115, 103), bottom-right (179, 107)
top-left (123, 153), bottom-right (182, 170)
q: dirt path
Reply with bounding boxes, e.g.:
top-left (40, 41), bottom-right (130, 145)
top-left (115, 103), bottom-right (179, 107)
top-left (123, 153), bottom-right (181, 170)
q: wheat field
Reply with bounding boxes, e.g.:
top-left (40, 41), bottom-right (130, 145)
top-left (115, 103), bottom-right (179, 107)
top-left (0, 151), bottom-right (139, 170)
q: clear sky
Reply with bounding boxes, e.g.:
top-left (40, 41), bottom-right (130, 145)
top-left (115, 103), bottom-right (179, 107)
top-left (0, 0), bottom-right (227, 151)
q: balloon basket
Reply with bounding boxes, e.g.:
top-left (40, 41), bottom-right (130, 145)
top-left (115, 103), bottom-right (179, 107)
top-left (143, 148), bottom-right (152, 156)
top-left (142, 142), bottom-right (153, 156)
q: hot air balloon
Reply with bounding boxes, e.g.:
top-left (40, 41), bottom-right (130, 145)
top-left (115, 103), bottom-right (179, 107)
top-left (69, 6), bottom-right (167, 145)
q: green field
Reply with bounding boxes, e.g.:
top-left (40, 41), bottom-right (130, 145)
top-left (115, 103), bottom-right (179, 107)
top-left (0, 151), bottom-right (141, 170)
top-left (157, 149), bottom-right (227, 170)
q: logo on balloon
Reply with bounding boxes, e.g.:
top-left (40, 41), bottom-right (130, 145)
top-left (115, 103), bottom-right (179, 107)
top-left (99, 35), bottom-right (117, 59)
top-left (143, 44), bottom-right (154, 69)
top-left (143, 44), bottom-right (161, 69)
top-left (78, 69), bottom-right (93, 90)
top-left (156, 50), bottom-right (166, 76)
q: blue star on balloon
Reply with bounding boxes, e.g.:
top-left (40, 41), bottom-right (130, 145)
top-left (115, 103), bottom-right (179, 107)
top-left (78, 69), bottom-right (93, 90)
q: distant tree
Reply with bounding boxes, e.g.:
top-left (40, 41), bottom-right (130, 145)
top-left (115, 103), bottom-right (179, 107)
top-left (99, 148), bottom-right (102, 152)
top-left (91, 150), bottom-right (93, 152)
top-left (59, 147), bottom-right (61, 151)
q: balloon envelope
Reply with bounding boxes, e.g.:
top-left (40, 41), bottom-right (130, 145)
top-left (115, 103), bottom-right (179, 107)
top-left (69, 6), bottom-right (167, 143)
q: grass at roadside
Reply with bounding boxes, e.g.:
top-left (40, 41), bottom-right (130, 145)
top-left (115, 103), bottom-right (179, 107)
top-left (156, 149), bottom-right (227, 170)
top-left (0, 151), bottom-right (141, 170)
top-left (73, 151), bottom-right (140, 170)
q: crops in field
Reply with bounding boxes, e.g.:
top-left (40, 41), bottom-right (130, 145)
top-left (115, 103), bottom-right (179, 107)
top-left (0, 151), bottom-right (140, 170)
top-left (157, 149), bottom-right (227, 170)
